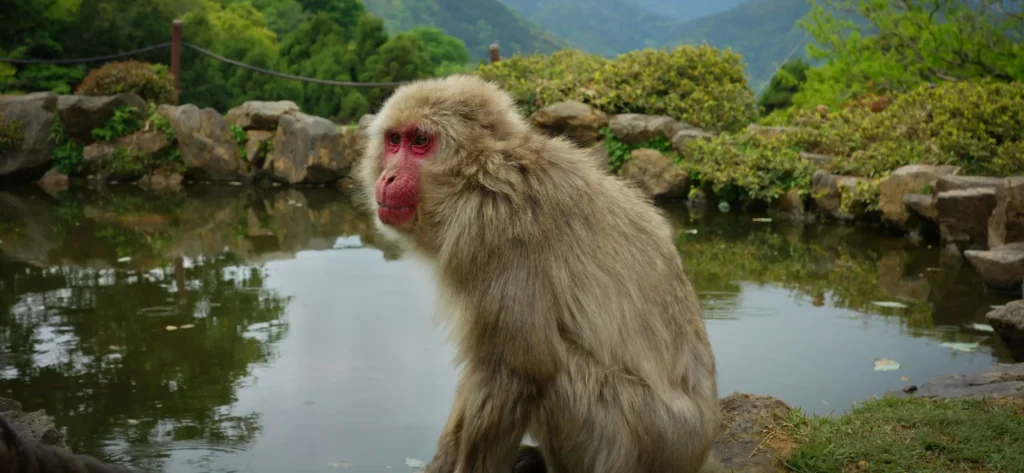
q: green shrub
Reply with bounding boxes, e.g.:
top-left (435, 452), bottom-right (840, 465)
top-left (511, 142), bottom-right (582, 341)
top-left (92, 105), bottom-right (144, 142)
top-left (600, 126), bottom-right (675, 173)
top-left (475, 45), bottom-right (757, 133)
top-left (0, 115), bottom-right (24, 153)
top-left (49, 122), bottom-right (83, 174)
top-left (230, 124), bottom-right (247, 160)
top-left (75, 60), bottom-right (178, 105)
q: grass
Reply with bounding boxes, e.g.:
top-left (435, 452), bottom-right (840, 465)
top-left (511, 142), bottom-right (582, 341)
top-left (780, 396), bottom-right (1024, 473)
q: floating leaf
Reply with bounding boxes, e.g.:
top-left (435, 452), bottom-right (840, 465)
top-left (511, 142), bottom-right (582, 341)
top-left (179, 324), bottom-right (195, 329)
top-left (117, 256), bottom-right (132, 263)
top-left (328, 462), bottom-right (350, 469)
top-left (940, 342), bottom-right (981, 353)
top-left (873, 358), bottom-right (900, 371)
top-left (900, 376), bottom-right (910, 381)
top-left (165, 325), bottom-right (178, 331)
top-left (404, 458), bottom-right (427, 468)
top-left (872, 301), bottom-right (908, 309)
top-left (968, 323), bottom-right (995, 332)
top-left (752, 218), bottom-right (772, 222)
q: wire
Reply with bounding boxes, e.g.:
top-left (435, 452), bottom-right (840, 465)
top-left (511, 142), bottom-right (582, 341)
top-left (0, 43), bottom-right (172, 65)
top-left (756, 30), bottom-right (810, 96)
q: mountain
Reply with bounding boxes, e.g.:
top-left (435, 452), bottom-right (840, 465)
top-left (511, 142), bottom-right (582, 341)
top-left (659, 0), bottom-right (813, 90)
top-left (619, 0), bottom-right (749, 21)
top-left (362, 0), bottom-right (570, 60)
top-left (501, 0), bottom-right (676, 56)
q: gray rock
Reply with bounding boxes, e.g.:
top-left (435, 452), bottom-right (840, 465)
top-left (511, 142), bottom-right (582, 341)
top-left (811, 170), bottom-right (871, 220)
top-left (56, 93), bottom-right (147, 145)
top-left (265, 112), bottom-right (351, 185)
top-left (903, 363), bottom-right (1024, 399)
top-left (935, 175), bottom-right (1006, 194)
top-left (878, 164), bottom-right (961, 228)
top-left (964, 242), bottom-right (1024, 289)
top-left (225, 100), bottom-right (299, 131)
top-left (620, 148), bottom-right (689, 199)
top-left (670, 128), bottom-right (715, 155)
top-left (712, 393), bottom-right (792, 473)
top-left (773, 188), bottom-right (804, 220)
top-left (528, 100), bottom-right (608, 146)
top-left (81, 130), bottom-right (171, 180)
top-left (989, 177), bottom-right (1024, 248)
top-left (0, 92), bottom-right (59, 180)
top-left (158, 104), bottom-right (252, 181)
top-left (986, 301), bottom-right (1024, 361)
top-left (609, 113), bottom-right (693, 145)
top-left (136, 168), bottom-right (183, 193)
top-left (244, 130), bottom-right (274, 166)
top-left (37, 167), bottom-right (69, 193)
top-left (0, 397), bottom-right (69, 450)
top-left (936, 188), bottom-right (997, 250)
top-left (904, 193), bottom-right (937, 221)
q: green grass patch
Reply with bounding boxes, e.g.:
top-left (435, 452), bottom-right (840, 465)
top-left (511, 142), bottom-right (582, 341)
top-left (782, 396), bottom-right (1024, 473)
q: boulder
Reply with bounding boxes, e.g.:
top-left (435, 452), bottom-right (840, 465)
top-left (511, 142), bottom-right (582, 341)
top-left (56, 93), bottom-right (147, 145)
top-left (902, 363), bottom-right (1024, 399)
top-left (935, 175), bottom-right (1005, 194)
top-left (989, 177), bottom-right (1024, 248)
top-left (878, 164), bottom-right (961, 228)
top-left (136, 168), bottom-right (183, 193)
top-left (670, 128), bottom-right (715, 154)
top-left (0, 397), bottom-right (69, 450)
top-left (964, 242), bottom-right (1024, 289)
top-left (810, 170), bottom-right (871, 220)
top-left (986, 301), bottom-right (1024, 362)
top-left (528, 101), bottom-right (608, 146)
top-left (0, 92), bottom-right (59, 180)
top-left (712, 393), bottom-right (793, 473)
top-left (773, 188), bottom-right (805, 220)
top-left (609, 113), bottom-right (692, 145)
top-left (903, 193), bottom-right (937, 221)
top-left (620, 148), bottom-right (689, 199)
top-left (935, 188), bottom-right (997, 250)
top-left (244, 130), bottom-right (274, 167)
top-left (265, 112), bottom-right (350, 185)
top-left (81, 130), bottom-right (170, 180)
top-left (341, 125), bottom-right (367, 165)
top-left (158, 104), bottom-right (252, 181)
top-left (225, 100), bottom-right (299, 131)
top-left (36, 167), bottom-right (69, 193)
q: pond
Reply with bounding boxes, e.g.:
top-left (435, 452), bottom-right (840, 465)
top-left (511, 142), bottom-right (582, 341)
top-left (0, 184), bottom-right (1017, 473)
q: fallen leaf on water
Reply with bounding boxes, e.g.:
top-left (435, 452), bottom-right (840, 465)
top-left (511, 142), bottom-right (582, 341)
top-left (165, 325), bottom-right (178, 331)
top-left (327, 462), bottom-right (349, 469)
top-left (752, 218), bottom-right (772, 222)
top-left (117, 256), bottom-right (132, 263)
top-left (872, 301), bottom-right (909, 309)
top-left (900, 376), bottom-right (910, 381)
top-left (968, 323), bottom-right (995, 332)
top-left (873, 358), bottom-right (900, 371)
top-left (179, 324), bottom-right (195, 329)
top-left (925, 267), bottom-right (941, 272)
top-left (940, 342), bottom-right (981, 353)
top-left (404, 458), bottom-right (427, 469)
top-left (681, 229), bottom-right (698, 234)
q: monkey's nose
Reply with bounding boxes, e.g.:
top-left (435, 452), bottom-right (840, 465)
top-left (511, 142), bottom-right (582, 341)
top-left (386, 176), bottom-right (396, 184)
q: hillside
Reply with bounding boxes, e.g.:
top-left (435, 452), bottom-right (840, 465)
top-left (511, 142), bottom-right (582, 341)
top-left (658, 0), bottom-right (812, 90)
top-left (501, 0), bottom-right (675, 56)
top-left (362, 0), bottom-right (570, 59)
top-left (620, 0), bottom-right (749, 21)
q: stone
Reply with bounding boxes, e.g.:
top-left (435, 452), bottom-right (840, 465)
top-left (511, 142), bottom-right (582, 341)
top-left (158, 104), bottom-right (252, 181)
top-left (528, 101), bottom-right (608, 146)
top-left (244, 130), bottom-right (274, 167)
top-left (989, 177), bottom-right (1024, 248)
top-left (904, 193), bottom-right (937, 221)
top-left (56, 93), bottom-right (147, 145)
top-left (799, 151), bottom-right (837, 169)
top-left (81, 130), bottom-right (170, 180)
top-left (670, 128), bottom-right (715, 155)
top-left (935, 175), bottom-right (1006, 194)
top-left (36, 167), bottom-right (69, 193)
top-left (878, 164), bottom-right (961, 228)
top-left (265, 112), bottom-right (351, 185)
top-left (964, 242), bottom-right (1024, 289)
top-left (811, 170), bottom-right (871, 220)
top-left (900, 363), bottom-right (1024, 399)
top-left (0, 92), bottom-right (58, 180)
top-left (936, 188), bottom-right (997, 250)
top-left (609, 113), bottom-right (692, 145)
top-left (225, 100), bottom-right (299, 131)
top-left (773, 188), bottom-right (804, 220)
top-left (341, 125), bottom-right (367, 166)
top-left (0, 397), bottom-right (69, 450)
top-left (620, 148), bottom-right (689, 199)
top-left (136, 168), bottom-right (183, 193)
top-left (587, 142), bottom-right (613, 173)
top-left (986, 301), bottom-right (1024, 362)
top-left (712, 393), bottom-right (793, 473)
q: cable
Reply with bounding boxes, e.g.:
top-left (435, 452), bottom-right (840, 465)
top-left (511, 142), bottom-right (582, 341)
top-left (756, 30), bottom-right (810, 96)
top-left (182, 42), bottom-right (410, 87)
top-left (0, 43), bottom-right (172, 65)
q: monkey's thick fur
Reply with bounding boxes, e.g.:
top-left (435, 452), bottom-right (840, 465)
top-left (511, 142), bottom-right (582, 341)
top-left (354, 75), bottom-right (722, 473)
top-left (0, 414), bottom-right (135, 473)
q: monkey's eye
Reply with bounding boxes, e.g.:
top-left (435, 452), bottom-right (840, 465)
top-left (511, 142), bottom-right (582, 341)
top-left (388, 133), bottom-right (401, 145)
top-left (412, 134), bottom-right (429, 147)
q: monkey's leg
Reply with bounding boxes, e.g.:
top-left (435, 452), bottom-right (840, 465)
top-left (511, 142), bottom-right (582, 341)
top-left (452, 367), bottom-right (536, 473)
top-left (424, 376), bottom-right (470, 473)
top-left (512, 445), bottom-right (546, 473)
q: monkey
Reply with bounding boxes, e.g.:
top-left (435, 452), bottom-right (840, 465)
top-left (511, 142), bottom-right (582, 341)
top-left (0, 414), bottom-right (137, 473)
top-left (353, 74), bottom-right (722, 473)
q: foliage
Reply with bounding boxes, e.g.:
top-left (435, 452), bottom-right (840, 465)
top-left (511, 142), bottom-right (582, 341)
top-left (75, 60), bottom-right (178, 105)
top-left (403, 27), bottom-right (472, 73)
top-left (476, 45), bottom-right (758, 132)
top-left (230, 124), bottom-right (247, 160)
top-left (600, 126), bottom-right (674, 172)
top-left (796, 0), bottom-right (1024, 108)
top-left (0, 115), bottom-right (24, 154)
top-left (758, 58), bottom-right (809, 115)
top-left (839, 179), bottom-right (880, 215)
top-left (48, 121), bottom-right (83, 175)
top-left (783, 396), bottom-right (1024, 473)
top-left (361, 33), bottom-right (435, 107)
top-left (91, 106), bottom-right (144, 142)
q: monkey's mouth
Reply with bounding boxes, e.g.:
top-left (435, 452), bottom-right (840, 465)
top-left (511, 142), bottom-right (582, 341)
top-left (377, 204), bottom-right (416, 226)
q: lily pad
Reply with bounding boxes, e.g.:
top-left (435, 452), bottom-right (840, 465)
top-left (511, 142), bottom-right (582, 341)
top-left (873, 358), bottom-right (901, 371)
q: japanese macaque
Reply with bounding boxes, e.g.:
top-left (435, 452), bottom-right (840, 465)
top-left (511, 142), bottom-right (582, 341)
top-left (0, 414), bottom-right (135, 473)
top-left (354, 74), bottom-right (721, 473)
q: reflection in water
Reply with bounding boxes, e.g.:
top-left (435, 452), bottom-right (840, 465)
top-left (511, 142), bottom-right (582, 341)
top-left (0, 186), bottom-right (1016, 473)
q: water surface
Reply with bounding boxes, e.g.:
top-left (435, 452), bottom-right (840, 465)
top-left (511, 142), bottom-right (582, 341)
top-left (0, 185), bottom-right (1015, 473)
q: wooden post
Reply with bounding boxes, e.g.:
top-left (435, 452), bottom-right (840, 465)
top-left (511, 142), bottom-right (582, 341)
top-left (170, 20), bottom-right (182, 94)
top-left (489, 43), bottom-right (500, 63)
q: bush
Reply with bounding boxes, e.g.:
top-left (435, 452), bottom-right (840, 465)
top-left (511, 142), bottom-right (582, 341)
top-left (0, 115), bottom-right (23, 153)
top-left (475, 45), bottom-right (758, 133)
top-left (75, 60), bottom-right (178, 105)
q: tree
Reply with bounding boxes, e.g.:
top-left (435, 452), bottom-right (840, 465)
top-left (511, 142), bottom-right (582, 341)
top-left (360, 34), bottom-right (434, 107)
top-left (404, 27), bottom-right (472, 73)
top-left (796, 0), bottom-right (1024, 108)
top-left (758, 58), bottom-right (809, 114)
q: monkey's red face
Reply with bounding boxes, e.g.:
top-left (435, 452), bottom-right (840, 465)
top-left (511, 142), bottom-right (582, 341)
top-left (375, 125), bottom-right (437, 227)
